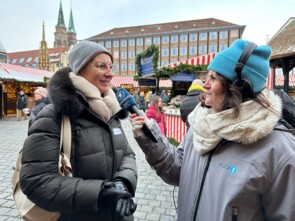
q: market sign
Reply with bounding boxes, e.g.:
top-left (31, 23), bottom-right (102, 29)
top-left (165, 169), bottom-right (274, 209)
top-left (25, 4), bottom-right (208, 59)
top-left (169, 72), bottom-right (194, 82)
top-left (139, 52), bottom-right (155, 77)
top-left (120, 84), bottom-right (133, 89)
top-left (138, 78), bottom-right (157, 87)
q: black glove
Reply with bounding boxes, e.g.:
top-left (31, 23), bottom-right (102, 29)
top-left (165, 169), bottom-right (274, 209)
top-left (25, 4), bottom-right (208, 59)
top-left (99, 180), bottom-right (137, 217)
top-left (116, 197), bottom-right (137, 217)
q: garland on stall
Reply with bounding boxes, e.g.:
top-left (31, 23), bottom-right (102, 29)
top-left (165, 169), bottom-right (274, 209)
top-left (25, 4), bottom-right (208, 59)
top-left (134, 44), bottom-right (159, 81)
top-left (0, 77), bottom-right (48, 86)
top-left (154, 63), bottom-right (208, 78)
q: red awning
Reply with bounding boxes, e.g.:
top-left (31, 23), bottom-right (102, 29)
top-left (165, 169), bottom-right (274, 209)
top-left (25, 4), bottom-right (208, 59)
top-left (166, 52), bottom-right (217, 68)
top-left (0, 63), bottom-right (53, 82)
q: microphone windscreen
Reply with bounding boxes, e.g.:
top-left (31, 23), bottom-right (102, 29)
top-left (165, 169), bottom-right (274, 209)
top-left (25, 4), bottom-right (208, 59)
top-left (115, 88), bottom-right (136, 111)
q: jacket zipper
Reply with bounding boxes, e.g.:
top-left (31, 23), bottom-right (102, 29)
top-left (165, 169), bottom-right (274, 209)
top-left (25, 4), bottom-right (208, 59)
top-left (192, 149), bottom-right (215, 220)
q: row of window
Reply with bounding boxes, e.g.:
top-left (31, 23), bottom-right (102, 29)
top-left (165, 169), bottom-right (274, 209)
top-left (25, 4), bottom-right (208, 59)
top-left (10, 57), bottom-right (38, 64)
top-left (100, 30), bottom-right (238, 48)
top-left (116, 43), bottom-right (227, 59)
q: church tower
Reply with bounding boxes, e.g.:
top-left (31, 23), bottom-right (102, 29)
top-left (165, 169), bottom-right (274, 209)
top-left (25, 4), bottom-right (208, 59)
top-left (38, 22), bottom-right (50, 70)
top-left (67, 2), bottom-right (77, 46)
top-left (54, 0), bottom-right (68, 47)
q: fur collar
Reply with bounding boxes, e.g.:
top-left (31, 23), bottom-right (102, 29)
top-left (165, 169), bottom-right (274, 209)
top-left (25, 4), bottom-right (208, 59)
top-left (48, 67), bottom-right (128, 119)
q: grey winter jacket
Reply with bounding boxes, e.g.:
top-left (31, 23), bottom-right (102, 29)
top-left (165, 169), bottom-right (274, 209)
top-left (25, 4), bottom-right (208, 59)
top-left (135, 123), bottom-right (295, 221)
top-left (20, 67), bottom-right (137, 221)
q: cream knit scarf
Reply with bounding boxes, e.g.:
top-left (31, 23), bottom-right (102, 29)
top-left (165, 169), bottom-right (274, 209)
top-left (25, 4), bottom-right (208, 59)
top-left (69, 72), bottom-right (121, 122)
top-left (188, 89), bottom-right (282, 155)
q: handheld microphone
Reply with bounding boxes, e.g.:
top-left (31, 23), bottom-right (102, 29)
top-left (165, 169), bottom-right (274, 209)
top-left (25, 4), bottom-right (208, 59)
top-left (115, 88), bottom-right (158, 142)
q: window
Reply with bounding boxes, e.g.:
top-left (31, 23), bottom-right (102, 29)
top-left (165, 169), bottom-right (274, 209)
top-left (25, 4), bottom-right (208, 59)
top-left (153, 37), bottom-right (160, 44)
top-left (121, 63), bottom-right (127, 71)
top-left (209, 44), bottom-right (217, 53)
top-left (121, 51), bottom-right (127, 59)
top-left (113, 40), bottom-right (119, 47)
top-left (106, 41), bottom-right (111, 48)
top-left (199, 45), bottom-right (207, 54)
top-left (129, 62), bottom-right (135, 71)
top-left (180, 47), bottom-right (187, 55)
top-left (180, 34), bottom-right (187, 42)
top-left (162, 36), bottom-right (169, 44)
top-left (19, 58), bottom-right (25, 63)
top-left (189, 46), bottom-right (197, 55)
top-left (137, 38), bottom-right (143, 46)
top-left (121, 39), bottom-right (127, 47)
top-left (136, 49), bottom-right (143, 54)
top-left (162, 48), bottom-right (169, 57)
top-left (145, 37), bottom-right (152, 45)
top-left (129, 50), bottom-right (135, 58)
top-left (26, 57), bottom-right (32, 62)
top-left (34, 57), bottom-right (38, 62)
top-left (230, 29), bottom-right (239, 37)
top-left (162, 61), bottom-right (169, 66)
top-left (171, 35), bottom-right (178, 43)
top-left (209, 32), bottom-right (217, 40)
top-left (12, 58), bottom-right (17, 63)
top-left (98, 41), bottom-right (104, 46)
top-left (32, 63), bottom-right (37, 68)
top-left (190, 33), bottom-right (197, 41)
top-left (171, 47), bottom-right (178, 56)
top-left (219, 44), bottom-right (227, 51)
top-left (219, 31), bottom-right (228, 39)
top-left (115, 63), bottom-right (120, 71)
top-left (129, 39), bottom-right (135, 46)
top-left (199, 33), bottom-right (207, 40)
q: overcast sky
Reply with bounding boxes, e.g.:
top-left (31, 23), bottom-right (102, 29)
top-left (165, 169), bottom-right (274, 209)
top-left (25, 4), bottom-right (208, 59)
top-left (0, 0), bottom-right (294, 52)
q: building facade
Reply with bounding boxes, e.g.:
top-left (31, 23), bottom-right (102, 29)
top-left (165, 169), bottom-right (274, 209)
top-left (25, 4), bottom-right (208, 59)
top-left (87, 18), bottom-right (246, 76)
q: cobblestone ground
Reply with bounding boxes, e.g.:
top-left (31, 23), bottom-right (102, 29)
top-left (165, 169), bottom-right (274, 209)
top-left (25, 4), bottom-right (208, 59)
top-left (0, 116), bottom-right (178, 221)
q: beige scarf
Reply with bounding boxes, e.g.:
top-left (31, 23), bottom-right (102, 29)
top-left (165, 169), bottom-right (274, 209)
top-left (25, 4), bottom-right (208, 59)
top-left (69, 72), bottom-right (121, 122)
top-left (188, 89), bottom-right (282, 155)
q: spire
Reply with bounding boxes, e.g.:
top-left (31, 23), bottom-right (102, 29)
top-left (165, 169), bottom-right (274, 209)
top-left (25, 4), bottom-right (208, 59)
top-left (67, 2), bottom-right (76, 34)
top-left (56, 0), bottom-right (66, 27)
top-left (42, 21), bottom-right (46, 41)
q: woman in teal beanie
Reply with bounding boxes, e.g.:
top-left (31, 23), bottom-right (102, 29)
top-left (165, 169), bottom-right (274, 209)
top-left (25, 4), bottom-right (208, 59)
top-left (129, 39), bottom-right (295, 220)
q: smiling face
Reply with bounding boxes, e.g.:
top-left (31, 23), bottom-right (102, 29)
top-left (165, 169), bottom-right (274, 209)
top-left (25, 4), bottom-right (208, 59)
top-left (203, 70), bottom-right (226, 112)
top-left (79, 53), bottom-right (114, 95)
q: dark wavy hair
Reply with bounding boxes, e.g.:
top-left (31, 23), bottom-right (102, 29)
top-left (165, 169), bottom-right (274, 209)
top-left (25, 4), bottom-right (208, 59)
top-left (199, 73), bottom-right (271, 118)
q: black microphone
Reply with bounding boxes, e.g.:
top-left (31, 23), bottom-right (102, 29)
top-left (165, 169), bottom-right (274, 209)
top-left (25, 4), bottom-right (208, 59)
top-left (115, 88), bottom-right (158, 142)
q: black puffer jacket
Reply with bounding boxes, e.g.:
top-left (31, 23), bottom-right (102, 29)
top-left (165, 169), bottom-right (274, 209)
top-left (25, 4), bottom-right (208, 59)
top-left (180, 90), bottom-right (202, 128)
top-left (20, 67), bottom-right (137, 221)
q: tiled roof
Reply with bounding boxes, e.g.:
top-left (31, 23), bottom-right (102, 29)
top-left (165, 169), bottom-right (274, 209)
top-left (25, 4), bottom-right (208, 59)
top-left (0, 63), bottom-right (53, 82)
top-left (88, 18), bottom-right (244, 39)
top-left (7, 46), bottom-right (69, 67)
top-left (268, 17), bottom-right (295, 59)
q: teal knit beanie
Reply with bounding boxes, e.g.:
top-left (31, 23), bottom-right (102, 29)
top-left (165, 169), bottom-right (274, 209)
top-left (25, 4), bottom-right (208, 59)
top-left (208, 39), bottom-right (272, 93)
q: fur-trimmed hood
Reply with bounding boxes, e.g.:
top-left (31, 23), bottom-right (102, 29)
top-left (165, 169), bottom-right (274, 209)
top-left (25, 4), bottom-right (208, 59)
top-left (48, 67), bottom-right (128, 119)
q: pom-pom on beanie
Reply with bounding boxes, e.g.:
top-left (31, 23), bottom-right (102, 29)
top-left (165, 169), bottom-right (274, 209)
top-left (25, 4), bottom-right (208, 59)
top-left (208, 39), bottom-right (272, 93)
top-left (69, 40), bottom-right (113, 74)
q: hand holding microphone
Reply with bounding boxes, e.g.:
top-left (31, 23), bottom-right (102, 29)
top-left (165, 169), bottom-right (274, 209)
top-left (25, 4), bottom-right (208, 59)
top-left (114, 88), bottom-right (158, 142)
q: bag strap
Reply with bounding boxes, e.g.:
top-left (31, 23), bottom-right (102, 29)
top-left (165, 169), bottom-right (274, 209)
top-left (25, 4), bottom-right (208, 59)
top-left (275, 127), bottom-right (295, 135)
top-left (59, 115), bottom-right (72, 159)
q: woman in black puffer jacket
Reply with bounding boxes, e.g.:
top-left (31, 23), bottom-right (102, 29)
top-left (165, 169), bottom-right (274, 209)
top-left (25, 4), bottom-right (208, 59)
top-left (20, 41), bottom-right (137, 221)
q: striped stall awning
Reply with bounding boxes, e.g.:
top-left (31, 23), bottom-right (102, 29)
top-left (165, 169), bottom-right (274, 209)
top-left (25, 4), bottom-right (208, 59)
top-left (166, 52), bottom-right (217, 68)
top-left (111, 76), bottom-right (172, 88)
top-left (0, 63), bottom-right (53, 82)
top-left (275, 74), bottom-right (295, 87)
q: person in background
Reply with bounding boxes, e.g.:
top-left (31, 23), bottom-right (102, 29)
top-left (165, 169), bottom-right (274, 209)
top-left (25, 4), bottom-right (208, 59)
top-left (148, 88), bottom-right (156, 107)
top-left (145, 95), bottom-right (166, 136)
top-left (162, 90), bottom-right (170, 105)
top-left (145, 91), bottom-right (151, 108)
top-left (160, 89), bottom-right (166, 101)
top-left (20, 40), bottom-right (137, 221)
top-left (129, 39), bottom-right (295, 220)
top-left (180, 79), bottom-right (206, 129)
top-left (132, 88), bottom-right (139, 107)
top-left (28, 87), bottom-right (50, 128)
top-left (272, 88), bottom-right (295, 128)
top-left (137, 91), bottom-right (146, 112)
top-left (16, 90), bottom-right (28, 121)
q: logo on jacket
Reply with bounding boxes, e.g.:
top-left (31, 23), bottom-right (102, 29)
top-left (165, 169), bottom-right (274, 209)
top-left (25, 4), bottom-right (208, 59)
top-left (219, 163), bottom-right (237, 175)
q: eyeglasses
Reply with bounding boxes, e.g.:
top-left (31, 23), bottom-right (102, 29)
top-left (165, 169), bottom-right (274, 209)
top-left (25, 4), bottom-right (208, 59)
top-left (89, 62), bottom-right (116, 73)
